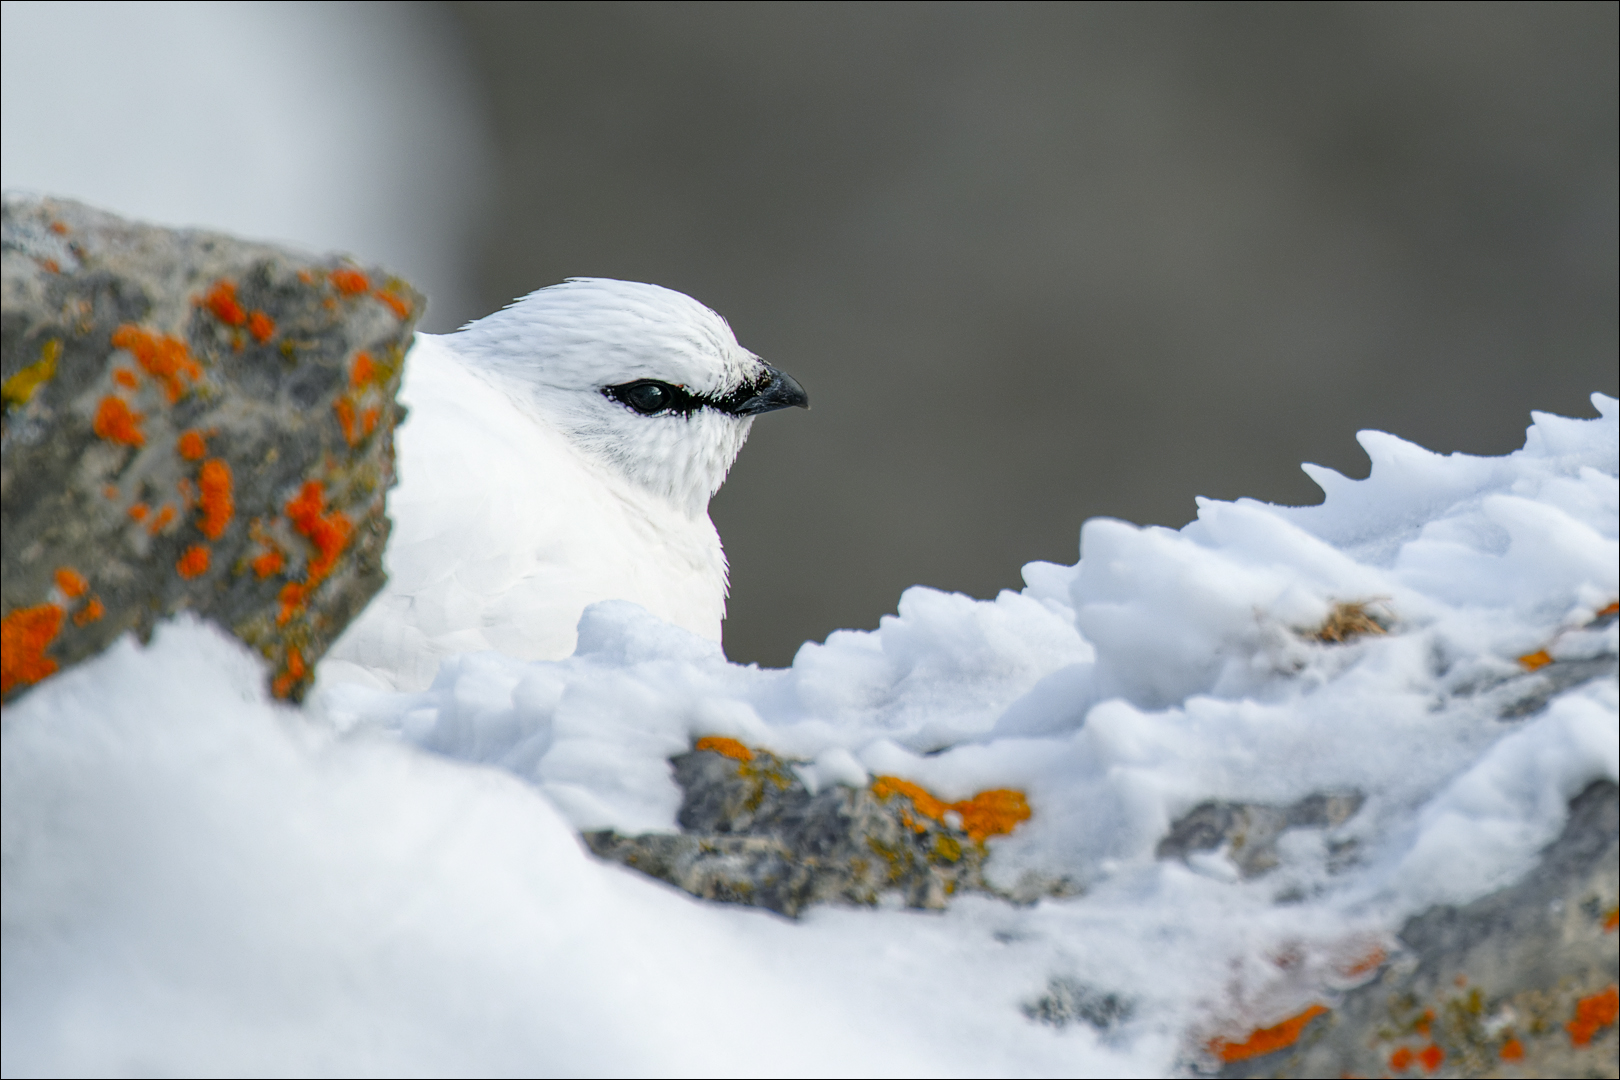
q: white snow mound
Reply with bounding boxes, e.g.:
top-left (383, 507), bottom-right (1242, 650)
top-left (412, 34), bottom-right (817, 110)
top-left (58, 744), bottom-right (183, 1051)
top-left (4, 394), bottom-right (1616, 1077)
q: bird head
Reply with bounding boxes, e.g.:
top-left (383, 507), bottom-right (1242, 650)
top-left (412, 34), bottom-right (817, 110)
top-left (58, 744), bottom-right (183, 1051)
top-left (450, 278), bottom-right (807, 516)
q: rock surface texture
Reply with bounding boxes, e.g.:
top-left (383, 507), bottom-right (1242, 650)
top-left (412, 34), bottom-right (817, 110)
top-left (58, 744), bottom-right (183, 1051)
top-left (1217, 780), bottom-right (1619, 1079)
top-left (586, 738), bottom-right (1059, 918)
top-left (2, 197), bottom-right (421, 702)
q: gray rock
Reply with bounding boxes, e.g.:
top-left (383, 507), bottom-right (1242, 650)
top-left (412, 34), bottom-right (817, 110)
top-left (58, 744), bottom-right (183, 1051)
top-left (1216, 779), bottom-right (1619, 1078)
top-left (586, 742), bottom-right (1072, 918)
top-left (1022, 977), bottom-right (1136, 1033)
top-left (2, 196), bottom-right (421, 702)
top-left (1157, 790), bottom-right (1366, 879)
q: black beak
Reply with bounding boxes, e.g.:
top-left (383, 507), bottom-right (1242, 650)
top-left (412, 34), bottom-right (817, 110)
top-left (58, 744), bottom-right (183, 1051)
top-left (727, 364), bottom-right (810, 415)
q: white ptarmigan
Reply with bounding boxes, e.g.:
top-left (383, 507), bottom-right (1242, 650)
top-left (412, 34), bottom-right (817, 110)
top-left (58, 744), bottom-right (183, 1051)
top-left (320, 278), bottom-right (807, 691)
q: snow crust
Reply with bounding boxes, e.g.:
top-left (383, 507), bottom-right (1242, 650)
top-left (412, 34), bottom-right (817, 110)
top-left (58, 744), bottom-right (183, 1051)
top-left (5, 394), bottom-right (1616, 1076)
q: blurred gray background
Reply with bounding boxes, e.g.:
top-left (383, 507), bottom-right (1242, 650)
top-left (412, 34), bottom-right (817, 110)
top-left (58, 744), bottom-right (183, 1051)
top-left (5, 2), bottom-right (1616, 667)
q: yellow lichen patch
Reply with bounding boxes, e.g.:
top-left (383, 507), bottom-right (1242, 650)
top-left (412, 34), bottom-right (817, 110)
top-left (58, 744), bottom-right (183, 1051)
top-left (872, 776), bottom-right (1032, 844)
top-left (176, 545), bottom-right (211, 579)
top-left (3, 338), bottom-right (60, 407)
top-left (93, 395), bottom-right (145, 446)
top-left (54, 567), bottom-right (89, 600)
top-left (110, 324), bottom-right (201, 403)
top-left (695, 736), bottom-right (755, 761)
top-left (1210, 1004), bottom-right (1329, 1064)
top-left (2, 604), bottom-right (64, 695)
top-left (1310, 601), bottom-right (1388, 644)
top-left (196, 459), bottom-right (234, 540)
top-left (1519, 649), bottom-right (1555, 672)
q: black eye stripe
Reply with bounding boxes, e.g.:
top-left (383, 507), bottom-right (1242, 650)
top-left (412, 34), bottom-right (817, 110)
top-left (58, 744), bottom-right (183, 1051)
top-left (603, 375), bottom-right (776, 417)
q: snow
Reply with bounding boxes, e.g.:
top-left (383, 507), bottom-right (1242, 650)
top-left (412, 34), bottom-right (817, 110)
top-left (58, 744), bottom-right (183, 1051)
top-left (4, 394), bottom-right (1616, 1076)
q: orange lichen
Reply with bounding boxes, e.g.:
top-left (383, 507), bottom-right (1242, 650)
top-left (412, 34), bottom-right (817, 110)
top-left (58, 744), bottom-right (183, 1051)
top-left (197, 459), bottom-right (234, 540)
top-left (113, 368), bottom-right (139, 389)
top-left (361, 406), bottom-right (380, 437)
top-left (276, 582), bottom-right (306, 625)
top-left (334, 396), bottom-right (358, 444)
top-left (49, 220), bottom-right (69, 235)
top-left (103, 485), bottom-right (119, 499)
top-left (1518, 649), bottom-right (1554, 671)
top-left (872, 775), bottom-right (949, 821)
top-left (176, 545), bottom-right (210, 579)
top-left (2, 604), bottom-right (63, 695)
top-left (954, 789), bottom-right (1032, 842)
top-left (177, 429), bottom-right (207, 460)
top-left (1390, 1046), bottom-right (1415, 1070)
top-left (350, 351), bottom-right (377, 387)
top-left (111, 324), bottom-right (201, 402)
top-left (284, 481), bottom-right (353, 584)
top-left (127, 502), bottom-right (150, 522)
top-left (1566, 984), bottom-right (1618, 1047)
top-left (1603, 906), bottom-right (1618, 932)
top-left (204, 280), bottom-right (247, 326)
top-left (1340, 946), bottom-right (1387, 978)
top-left (1598, 601), bottom-right (1620, 618)
top-left (73, 597), bottom-right (105, 627)
top-left (1418, 1043), bottom-right (1444, 1071)
top-left (871, 775), bottom-right (1032, 843)
top-left (373, 289), bottom-right (412, 319)
top-left (41, 258), bottom-right (59, 274)
top-left (1210, 1004), bottom-right (1329, 1064)
top-left (252, 546), bottom-right (285, 579)
top-left (1499, 1037), bottom-right (1524, 1062)
top-left (1414, 1008), bottom-right (1434, 1036)
top-left (297, 268), bottom-right (316, 284)
top-left (247, 310), bottom-right (275, 343)
top-left (54, 567), bottom-right (89, 599)
top-left (272, 647), bottom-right (307, 698)
top-left (331, 267), bottom-right (370, 295)
top-left (147, 504), bottom-right (176, 534)
top-left (695, 736), bottom-right (755, 762)
top-left (177, 476), bottom-right (197, 509)
top-left (93, 395), bottom-right (145, 445)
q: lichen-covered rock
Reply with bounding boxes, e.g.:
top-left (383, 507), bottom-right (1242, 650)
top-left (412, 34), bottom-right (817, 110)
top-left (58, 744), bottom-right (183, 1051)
top-left (1218, 780), bottom-right (1619, 1078)
top-left (585, 738), bottom-right (1067, 918)
top-left (2, 196), bottom-right (421, 702)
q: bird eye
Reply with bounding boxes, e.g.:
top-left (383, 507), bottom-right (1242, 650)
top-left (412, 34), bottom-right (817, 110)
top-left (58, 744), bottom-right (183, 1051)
top-left (621, 381), bottom-right (672, 414)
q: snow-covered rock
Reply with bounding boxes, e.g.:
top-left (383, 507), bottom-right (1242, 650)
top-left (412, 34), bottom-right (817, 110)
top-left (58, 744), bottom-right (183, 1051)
top-left (4, 394), bottom-right (1616, 1076)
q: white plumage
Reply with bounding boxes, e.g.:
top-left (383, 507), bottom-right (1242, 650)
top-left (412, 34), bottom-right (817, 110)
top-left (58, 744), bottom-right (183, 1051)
top-left (321, 278), bottom-right (807, 691)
